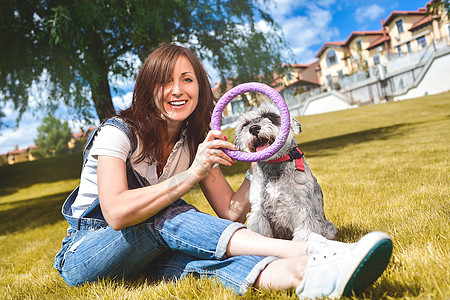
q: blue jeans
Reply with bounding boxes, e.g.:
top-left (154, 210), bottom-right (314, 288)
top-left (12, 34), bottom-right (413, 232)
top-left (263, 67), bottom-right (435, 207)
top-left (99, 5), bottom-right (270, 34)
top-left (54, 198), bottom-right (277, 294)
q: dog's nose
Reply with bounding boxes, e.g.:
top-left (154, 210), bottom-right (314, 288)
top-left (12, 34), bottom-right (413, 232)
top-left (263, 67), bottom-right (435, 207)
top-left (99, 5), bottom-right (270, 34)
top-left (249, 124), bottom-right (261, 136)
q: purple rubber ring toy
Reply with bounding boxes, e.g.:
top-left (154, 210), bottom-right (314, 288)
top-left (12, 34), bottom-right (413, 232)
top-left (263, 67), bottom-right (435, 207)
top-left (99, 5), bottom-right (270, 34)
top-left (211, 82), bottom-right (290, 162)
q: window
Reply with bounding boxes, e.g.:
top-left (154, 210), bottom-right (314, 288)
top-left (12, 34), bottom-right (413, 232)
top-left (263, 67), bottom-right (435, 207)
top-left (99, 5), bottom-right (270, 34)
top-left (326, 50), bottom-right (338, 66)
top-left (337, 70), bottom-right (344, 78)
top-left (417, 36), bottom-right (427, 48)
top-left (396, 20), bottom-right (404, 34)
top-left (397, 45), bottom-right (402, 53)
top-left (326, 75), bottom-right (333, 89)
top-left (373, 54), bottom-right (380, 65)
top-left (406, 42), bottom-right (412, 53)
top-left (356, 39), bottom-right (362, 50)
top-left (231, 98), bottom-right (245, 114)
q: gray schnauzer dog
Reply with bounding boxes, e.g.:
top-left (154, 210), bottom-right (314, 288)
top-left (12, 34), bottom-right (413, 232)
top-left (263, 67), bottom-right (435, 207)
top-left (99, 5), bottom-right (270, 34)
top-left (235, 103), bottom-right (338, 241)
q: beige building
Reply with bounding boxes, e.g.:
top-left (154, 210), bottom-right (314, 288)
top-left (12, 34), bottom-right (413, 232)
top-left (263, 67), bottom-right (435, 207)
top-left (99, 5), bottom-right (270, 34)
top-left (384, 7), bottom-right (447, 54)
top-left (5, 145), bottom-right (37, 165)
top-left (315, 41), bottom-right (347, 90)
top-left (272, 61), bottom-right (320, 91)
top-left (315, 1), bottom-right (449, 91)
top-left (68, 127), bottom-right (95, 150)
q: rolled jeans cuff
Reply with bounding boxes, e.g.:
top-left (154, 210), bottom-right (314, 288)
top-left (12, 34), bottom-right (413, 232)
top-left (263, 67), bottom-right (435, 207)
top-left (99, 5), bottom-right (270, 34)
top-left (215, 222), bottom-right (246, 260)
top-left (240, 256), bottom-right (279, 295)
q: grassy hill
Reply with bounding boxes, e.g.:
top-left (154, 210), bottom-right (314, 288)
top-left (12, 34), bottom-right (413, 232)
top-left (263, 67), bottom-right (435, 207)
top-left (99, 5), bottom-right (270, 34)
top-left (1, 92), bottom-right (449, 299)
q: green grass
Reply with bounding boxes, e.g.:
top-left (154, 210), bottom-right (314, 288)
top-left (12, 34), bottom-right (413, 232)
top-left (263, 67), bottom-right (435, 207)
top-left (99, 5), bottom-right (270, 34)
top-left (1, 92), bottom-right (449, 299)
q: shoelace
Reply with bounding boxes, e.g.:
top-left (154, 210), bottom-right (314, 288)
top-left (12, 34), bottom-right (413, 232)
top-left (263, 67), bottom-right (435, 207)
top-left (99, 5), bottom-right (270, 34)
top-left (312, 252), bottom-right (338, 262)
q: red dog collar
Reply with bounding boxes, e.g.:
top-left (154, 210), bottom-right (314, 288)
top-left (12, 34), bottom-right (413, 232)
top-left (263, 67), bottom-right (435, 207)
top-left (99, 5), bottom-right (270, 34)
top-left (263, 147), bottom-right (305, 171)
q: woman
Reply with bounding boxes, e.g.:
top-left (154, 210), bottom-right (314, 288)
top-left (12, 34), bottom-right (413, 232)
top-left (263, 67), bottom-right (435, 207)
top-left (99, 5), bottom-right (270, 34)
top-left (54, 44), bottom-right (392, 298)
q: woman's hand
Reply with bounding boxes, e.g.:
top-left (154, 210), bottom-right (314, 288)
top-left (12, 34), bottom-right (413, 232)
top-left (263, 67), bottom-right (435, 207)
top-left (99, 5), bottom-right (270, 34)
top-left (189, 130), bottom-right (236, 179)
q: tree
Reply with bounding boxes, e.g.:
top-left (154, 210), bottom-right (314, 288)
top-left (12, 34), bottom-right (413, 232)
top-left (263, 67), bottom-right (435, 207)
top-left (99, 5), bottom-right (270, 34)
top-left (0, 0), bottom-right (289, 126)
top-left (34, 114), bottom-right (72, 156)
top-left (427, 0), bottom-right (450, 18)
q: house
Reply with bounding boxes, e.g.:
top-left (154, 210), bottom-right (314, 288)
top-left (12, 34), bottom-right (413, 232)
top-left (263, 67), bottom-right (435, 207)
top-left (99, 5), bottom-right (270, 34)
top-left (315, 41), bottom-right (347, 90)
top-left (343, 31), bottom-right (387, 72)
top-left (274, 61), bottom-right (320, 92)
top-left (273, 61), bottom-right (321, 106)
top-left (315, 30), bottom-right (401, 91)
top-left (5, 145), bottom-right (37, 165)
top-left (68, 127), bottom-right (96, 151)
top-left (383, 7), bottom-right (446, 55)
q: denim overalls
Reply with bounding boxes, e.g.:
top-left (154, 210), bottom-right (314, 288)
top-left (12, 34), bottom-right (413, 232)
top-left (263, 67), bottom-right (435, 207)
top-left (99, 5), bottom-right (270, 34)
top-left (53, 117), bottom-right (276, 295)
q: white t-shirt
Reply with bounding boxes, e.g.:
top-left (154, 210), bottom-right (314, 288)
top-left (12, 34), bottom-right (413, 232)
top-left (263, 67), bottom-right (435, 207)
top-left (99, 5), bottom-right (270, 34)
top-left (71, 124), bottom-right (191, 217)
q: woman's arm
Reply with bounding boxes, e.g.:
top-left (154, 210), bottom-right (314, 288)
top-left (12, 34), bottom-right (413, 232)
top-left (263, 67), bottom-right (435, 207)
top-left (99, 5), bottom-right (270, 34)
top-left (200, 164), bottom-right (253, 223)
top-left (98, 156), bottom-right (203, 230)
top-left (98, 130), bottom-right (235, 230)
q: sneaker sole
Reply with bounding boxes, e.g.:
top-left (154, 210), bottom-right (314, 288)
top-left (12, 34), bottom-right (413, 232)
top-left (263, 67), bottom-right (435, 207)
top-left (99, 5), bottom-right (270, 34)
top-left (341, 235), bottom-right (393, 297)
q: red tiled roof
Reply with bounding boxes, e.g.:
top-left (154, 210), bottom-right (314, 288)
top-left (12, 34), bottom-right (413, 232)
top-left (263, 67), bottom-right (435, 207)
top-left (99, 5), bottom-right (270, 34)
top-left (367, 35), bottom-right (391, 50)
top-left (315, 41), bottom-right (346, 58)
top-left (72, 127), bottom-right (96, 140)
top-left (8, 148), bottom-right (27, 155)
top-left (273, 60), bottom-right (320, 92)
top-left (315, 30), bottom-right (385, 58)
top-left (72, 131), bottom-right (85, 138)
top-left (7, 145), bottom-right (36, 155)
top-left (409, 14), bottom-right (439, 31)
top-left (344, 31), bottom-right (384, 46)
top-left (285, 61), bottom-right (320, 89)
top-left (290, 63), bottom-right (308, 69)
top-left (291, 61), bottom-right (317, 69)
top-left (382, 9), bottom-right (426, 26)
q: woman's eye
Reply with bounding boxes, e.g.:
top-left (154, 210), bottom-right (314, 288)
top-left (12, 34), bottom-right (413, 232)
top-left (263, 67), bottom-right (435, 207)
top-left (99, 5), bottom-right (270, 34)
top-left (183, 77), bottom-right (193, 82)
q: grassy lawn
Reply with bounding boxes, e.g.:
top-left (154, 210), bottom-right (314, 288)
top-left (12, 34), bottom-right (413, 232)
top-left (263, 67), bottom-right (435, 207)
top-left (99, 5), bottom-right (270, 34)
top-left (1, 92), bottom-right (449, 299)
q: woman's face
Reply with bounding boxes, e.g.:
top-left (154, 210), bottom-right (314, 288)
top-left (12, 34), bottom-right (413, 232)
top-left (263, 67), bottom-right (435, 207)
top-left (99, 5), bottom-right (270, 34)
top-left (156, 56), bottom-right (199, 128)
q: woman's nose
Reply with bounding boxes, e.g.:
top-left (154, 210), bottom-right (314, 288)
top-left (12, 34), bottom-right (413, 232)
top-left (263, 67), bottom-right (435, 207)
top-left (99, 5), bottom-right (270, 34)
top-left (172, 81), bottom-right (182, 96)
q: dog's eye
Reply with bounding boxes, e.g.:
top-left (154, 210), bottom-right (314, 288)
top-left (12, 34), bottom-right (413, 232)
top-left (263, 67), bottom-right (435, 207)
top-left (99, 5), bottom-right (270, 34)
top-left (243, 121), bottom-right (250, 127)
top-left (262, 112), bottom-right (280, 126)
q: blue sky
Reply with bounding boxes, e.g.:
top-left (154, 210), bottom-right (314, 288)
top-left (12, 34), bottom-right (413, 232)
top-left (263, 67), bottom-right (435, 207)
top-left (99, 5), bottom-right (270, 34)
top-left (0, 0), bottom-right (431, 154)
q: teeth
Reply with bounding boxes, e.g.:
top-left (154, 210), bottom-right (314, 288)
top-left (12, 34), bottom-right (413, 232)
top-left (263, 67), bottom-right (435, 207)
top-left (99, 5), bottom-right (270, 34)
top-left (169, 101), bottom-right (187, 106)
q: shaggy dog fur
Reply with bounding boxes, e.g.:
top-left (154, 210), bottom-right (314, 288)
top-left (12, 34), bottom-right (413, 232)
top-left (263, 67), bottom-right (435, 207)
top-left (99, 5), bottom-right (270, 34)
top-left (235, 103), bottom-right (337, 240)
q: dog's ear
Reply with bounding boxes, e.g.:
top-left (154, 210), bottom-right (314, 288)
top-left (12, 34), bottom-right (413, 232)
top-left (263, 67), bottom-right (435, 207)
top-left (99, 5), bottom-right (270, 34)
top-left (292, 118), bottom-right (302, 134)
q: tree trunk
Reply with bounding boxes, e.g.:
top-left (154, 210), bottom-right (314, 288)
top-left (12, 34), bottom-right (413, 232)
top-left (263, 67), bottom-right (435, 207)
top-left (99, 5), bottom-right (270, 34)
top-left (91, 72), bottom-right (116, 121)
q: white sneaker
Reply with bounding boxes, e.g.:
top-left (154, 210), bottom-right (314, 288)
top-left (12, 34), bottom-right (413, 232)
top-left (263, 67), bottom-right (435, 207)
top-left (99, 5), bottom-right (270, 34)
top-left (306, 232), bottom-right (351, 255)
top-left (297, 232), bottom-right (393, 299)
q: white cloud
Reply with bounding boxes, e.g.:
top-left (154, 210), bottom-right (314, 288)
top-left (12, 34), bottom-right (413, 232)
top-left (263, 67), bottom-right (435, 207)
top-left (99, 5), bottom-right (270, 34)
top-left (268, 0), bottom-right (336, 21)
top-left (0, 118), bottom-right (39, 154)
top-left (354, 4), bottom-right (386, 24)
top-left (112, 91), bottom-right (133, 111)
top-left (266, 2), bottom-right (340, 64)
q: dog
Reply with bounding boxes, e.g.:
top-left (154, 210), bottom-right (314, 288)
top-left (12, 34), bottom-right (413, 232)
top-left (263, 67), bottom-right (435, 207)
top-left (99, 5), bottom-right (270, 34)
top-left (234, 103), bottom-right (337, 241)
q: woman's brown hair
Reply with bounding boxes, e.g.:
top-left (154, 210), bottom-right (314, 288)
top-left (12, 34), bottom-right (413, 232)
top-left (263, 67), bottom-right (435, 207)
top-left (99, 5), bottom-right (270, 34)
top-left (118, 44), bottom-right (215, 165)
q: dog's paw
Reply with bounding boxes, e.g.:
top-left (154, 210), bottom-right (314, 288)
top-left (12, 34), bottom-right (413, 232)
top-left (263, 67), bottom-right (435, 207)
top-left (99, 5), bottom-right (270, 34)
top-left (322, 221), bottom-right (338, 240)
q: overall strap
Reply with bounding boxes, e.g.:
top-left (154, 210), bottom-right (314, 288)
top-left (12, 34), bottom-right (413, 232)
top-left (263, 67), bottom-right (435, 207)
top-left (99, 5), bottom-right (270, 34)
top-left (82, 117), bottom-right (137, 169)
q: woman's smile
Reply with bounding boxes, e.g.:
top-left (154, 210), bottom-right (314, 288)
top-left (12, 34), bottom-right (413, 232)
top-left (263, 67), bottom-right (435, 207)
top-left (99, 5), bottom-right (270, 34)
top-left (168, 100), bottom-right (188, 108)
